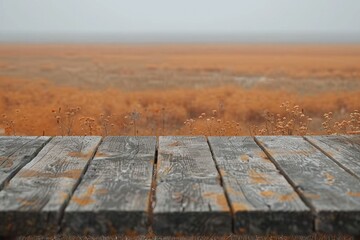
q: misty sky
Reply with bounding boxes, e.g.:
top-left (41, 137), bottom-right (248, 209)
top-left (1, 0), bottom-right (360, 43)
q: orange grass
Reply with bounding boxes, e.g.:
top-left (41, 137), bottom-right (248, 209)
top-left (0, 76), bottom-right (359, 136)
top-left (1, 44), bottom-right (360, 136)
top-left (1, 44), bottom-right (360, 80)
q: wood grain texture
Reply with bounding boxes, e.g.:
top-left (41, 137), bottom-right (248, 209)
top-left (256, 136), bottom-right (360, 235)
top-left (153, 136), bottom-right (231, 235)
top-left (0, 136), bottom-right (101, 236)
top-left (208, 136), bottom-right (312, 235)
top-left (305, 135), bottom-right (360, 179)
top-left (0, 136), bottom-right (50, 189)
top-left (62, 136), bottom-right (156, 235)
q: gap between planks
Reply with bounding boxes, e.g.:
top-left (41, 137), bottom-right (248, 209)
top-left (0, 136), bottom-right (102, 236)
top-left (56, 137), bottom-right (104, 234)
top-left (147, 137), bottom-right (159, 236)
top-left (253, 136), bottom-right (316, 214)
top-left (209, 136), bottom-right (312, 235)
top-left (206, 137), bottom-right (234, 233)
top-left (0, 136), bottom-right (52, 190)
top-left (304, 135), bottom-right (360, 181)
top-left (62, 136), bottom-right (157, 235)
top-left (255, 136), bottom-right (360, 235)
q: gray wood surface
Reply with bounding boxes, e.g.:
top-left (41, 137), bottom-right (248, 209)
top-left (0, 136), bottom-right (101, 236)
top-left (63, 136), bottom-right (157, 235)
top-left (153, 136), bottom-right (231, 235)
top-left (208, 136), bottom-right (312, 235)
top-left (0, 136), bottom-right (50, 189)
top-left (305, 135), bottom-right (360, 179)
top-left (255, 136), bottom-right (360, 235)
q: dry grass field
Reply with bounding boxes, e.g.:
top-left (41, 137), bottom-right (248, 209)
top-left (0, 44), bottom-right (359, 136)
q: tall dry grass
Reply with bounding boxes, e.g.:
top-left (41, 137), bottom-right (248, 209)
top-left (0, 77), bottom-right (359, 136)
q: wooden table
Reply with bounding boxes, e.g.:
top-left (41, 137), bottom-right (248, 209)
top-left (0, 135), bottom-right (359, 237)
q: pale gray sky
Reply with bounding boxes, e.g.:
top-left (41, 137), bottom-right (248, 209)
top-left (1, 0), bottom-right (360, 43)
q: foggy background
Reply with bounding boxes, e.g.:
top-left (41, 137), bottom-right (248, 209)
top-left (1, 0), bottom-right (360, 43)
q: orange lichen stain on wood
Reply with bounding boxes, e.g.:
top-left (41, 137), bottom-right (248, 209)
top-left (278, 192), bottom-right (297, 202)
top-left (94, 152), bottom-right (110, 159)
top-left (216, 194), bottom-right (230, 211)
top-left (203, 192), bottom-right (230, 211)
top-left (256, 151), bottom-right (271, 162)
top-left (4, 159), bottom-right (14, 168)
top-left (348, 191), bottom-right (360, 197)
top-left (55, 169), bottom-right (83, 179)
top-left (71, 185), bottom-right (96, 206)
top-left (68, 151), bottom-right (93, 159)
top-left (324, 172), bottom-right (335, 185)
top-left (248, 169), bottom-right (268, 184)
top-left (226, 186), bottom-right (244, 196)
top-left (51, 191), bottom-right (70, 205)
top-left (17, 197), bottom-right (37, 206)
top-left (0, 156), bottom-right (14, 168)
top-left (0, 156), bottom-right (7, 164)
top-left (260, 190), bottom-right (275, 197)
top-left (60, 192), bottom-right (69, 201)
top-left (96, 188), bottom-right (108, 195)
top-left (168, 141), bottom-right (181, 147)
top-left (232, 202), bottom-right (249, 211)
top-left (64, 169), bottom-right (84, 178)
top-left (17, 169), bottom-right (40, 178)
top-left (17, 169), bottom-right (83, 179)
top-left (304, 193), bottom-right (321, 200)
top-left (219, 169), bottom-right (227, 177)
top-left (240, 154), bottom-right (249, 162)
top-left (323, 149), bottom-right (335, 158)
top-left (264, 148), bottom-right (277, 156)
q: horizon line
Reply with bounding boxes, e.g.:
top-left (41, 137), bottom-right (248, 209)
top-left (1, 32), bottom-right (360, 44)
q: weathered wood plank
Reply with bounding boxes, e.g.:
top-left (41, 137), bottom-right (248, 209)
top-left (305, 135), bottom-right (360, 179)
top-left (208, 136), bottom-right (312, 235)
top-left (0, 136), bottom-right (50, 189)
top-left (153, 136), bottom-right (231, 235)
top-left (62, 136), bottom-right (156, 235)
top-left (0, 136), bottom-right (101, 236)
top-left (255, 136), bottom-right (360, 235)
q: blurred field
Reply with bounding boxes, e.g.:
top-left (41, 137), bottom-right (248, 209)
top-left (0, 44), bottom-right (359, 136)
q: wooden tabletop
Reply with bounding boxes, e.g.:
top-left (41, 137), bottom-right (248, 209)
top-left (0, 135), bottom-right (359, 237)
